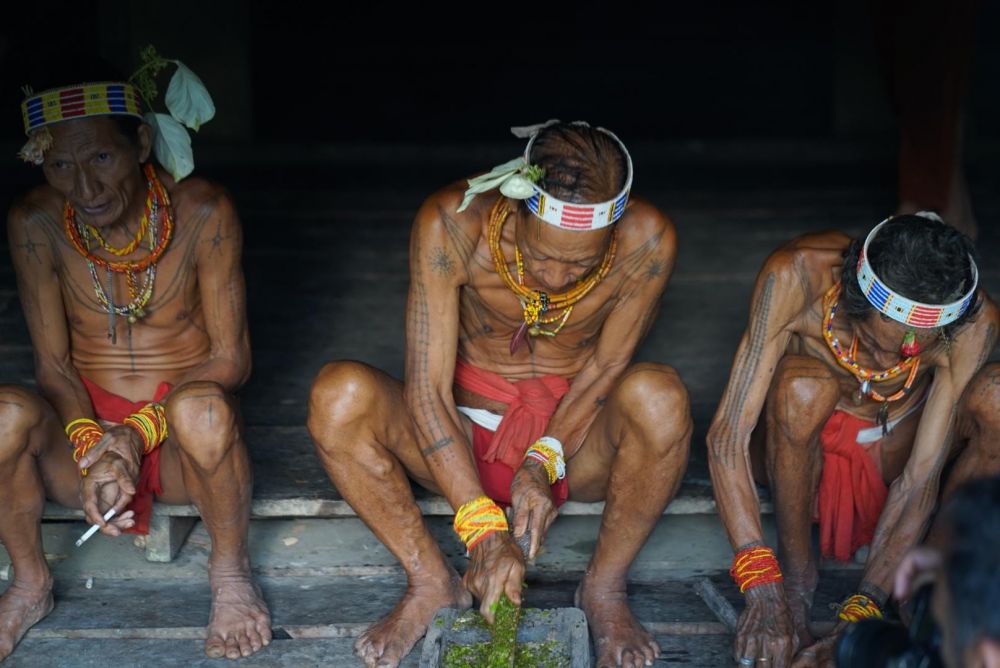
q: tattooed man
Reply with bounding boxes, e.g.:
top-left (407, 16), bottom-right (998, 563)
top-left (1, 71), bottom-right (270, 660)
top-left (707, 213), bottom-right (999, 667)
top-left (308, 121), bottom-right (691, 668)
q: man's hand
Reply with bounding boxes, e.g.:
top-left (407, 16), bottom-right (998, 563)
top-left (79, 425), bottom-right (143, 536)
top-left (510, 460), bottom-right (558, 561)
top-left (735, 583), bottom-right (797, 668)
top-left (463, 532), bottom-right (525, 624)
top-left (791, 624), bottom-right (844, 668)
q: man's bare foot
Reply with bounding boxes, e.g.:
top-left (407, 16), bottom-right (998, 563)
top-left (205, 571), bottom-right (272, 660)
top-left (0, 582), bottom-right (54, 661)
top-left (576, 579), bottom-right (659, 668)
top-left (355, 574), bottom-right (471, 668)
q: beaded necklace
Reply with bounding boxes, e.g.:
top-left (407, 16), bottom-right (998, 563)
top-left (488, 197), bottom-right (617, 354)
top-left (822, 283), bottom-right (922, 432)
top-left (82, 188), bottom-right (152, 256)
top-left (63, 164), bottom-right (173, 342)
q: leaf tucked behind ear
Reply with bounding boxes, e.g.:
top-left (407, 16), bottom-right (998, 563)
top-left (145, 112), bottom-right (194, 181)
top-left (165, 62), bottom-right (216, 132)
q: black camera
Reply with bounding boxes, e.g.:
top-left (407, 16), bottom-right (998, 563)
top-left (835, 586), bottom-right (944, 668)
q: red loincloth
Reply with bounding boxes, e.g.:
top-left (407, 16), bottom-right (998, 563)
top-left (81, 377), bottom-right (172, 535)
top-left (817, 410), bottom-right (889, 562)
top-left (453, 358), bottom-right (571, 507)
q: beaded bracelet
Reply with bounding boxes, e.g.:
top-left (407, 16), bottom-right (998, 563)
top-left (837, 593), bottom-right (883, 622)
top-left (122, 402), bottom-right (168, 454)
top-left (454, 495), bottom-right (509, 551)
top-left (66, 417), bottom-right (104, 476)
top-left (523, 436), bottom-right (566, 485)
top-left (730, 545), bottom-right (784, 593)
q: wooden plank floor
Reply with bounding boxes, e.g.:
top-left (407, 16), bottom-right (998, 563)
top-left (4, 572), bottom-right (865, 668)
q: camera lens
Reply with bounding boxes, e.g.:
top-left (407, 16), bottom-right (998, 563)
top-left (836, 619), bottom-right (910, 667)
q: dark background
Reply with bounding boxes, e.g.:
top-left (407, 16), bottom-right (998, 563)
top-left (2, 1), bottom-right (998, 147)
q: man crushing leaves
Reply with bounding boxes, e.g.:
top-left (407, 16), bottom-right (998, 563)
top-left (707, 213), bottom-right (999, 667)
top-left (308, 120), bottom-right (692, 668)
top-left (1, 62), bottom-right (270, 660)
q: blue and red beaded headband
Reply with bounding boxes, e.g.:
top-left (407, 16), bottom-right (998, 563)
top-left (856, 215), bottom-right (978, 328)
top-left (458, 120), bottom-right (633, 231)
top-left (21, 82), bottom-right (143, 134)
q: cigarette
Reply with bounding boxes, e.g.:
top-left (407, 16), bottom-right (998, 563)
top-left (75, 508), bottom-right (117, 547)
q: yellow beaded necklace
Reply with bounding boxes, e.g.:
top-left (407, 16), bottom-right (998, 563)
top-left (488, 197), bottom-right (617, 353)
top-left (822, 283), bottom-right (922, 433)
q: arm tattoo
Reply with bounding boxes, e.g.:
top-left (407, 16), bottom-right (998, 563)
top-left (406, 235), bottom-right (457, 463)
top-left (204, 219), bottom-right (232, 257)
top-left (736, 540), bottom-right (765, 551)
top-left (421, 436), bottom-right (454, 456)
top-left (646, 259), bottom-right (664, 279)
top-left (918, 401), bottom-right (959, 510)
top-left (430, 247), bottom-right (456, 276)
top-left (16, 234), bottom-right (45, 265)
top-left (436, 207), bottom-right (477, 278)
top-left (714, 273), bottom-right (775, 469)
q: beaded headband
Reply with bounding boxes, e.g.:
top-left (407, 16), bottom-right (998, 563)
top-left (16, 47), bottom-right (216, 181)
top-left (458, 120), bottom-right (633, 231)
top-left (21, 82), bottom-right (143, 134)
top-left (856, 215), bottom-right (979, 328)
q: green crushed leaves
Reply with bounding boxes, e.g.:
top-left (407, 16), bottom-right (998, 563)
top-left (485, 595), bottom-right (521, 667)
top-left (442, 640), bottom-right (569, 668)
top-left (440, 597), bottom-right (570, 668)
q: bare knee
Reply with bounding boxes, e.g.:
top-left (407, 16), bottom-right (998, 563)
top-left (307, 360), bottom-right (381, 445)
top-left (963, 362), bottom-right (1000, 436)
top-left (611, 363), bottom-right (691, 455)
top-left (0, 385), bottom-right (46, 459)
top-left (768, 356), bottom-right (839, 445)
top-left (165, 381), bottom-right (236, 469)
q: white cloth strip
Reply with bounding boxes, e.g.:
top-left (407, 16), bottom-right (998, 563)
top-left (456, 406), bottom-right (502, 433)
top-left (855, 392), bottom-right (929, 444)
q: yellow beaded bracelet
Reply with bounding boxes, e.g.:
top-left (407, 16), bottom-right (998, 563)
top-left (837, 593), bottom-right (883, 622)
top-left (454, 495), bottom-right (508, 551)
top-left (122, 402), bottom-right (168, 454)
top-left (523, 436), bottom-right (566, 485)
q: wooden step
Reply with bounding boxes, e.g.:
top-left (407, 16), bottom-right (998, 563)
top-left (43, 425), bottom-right (770, 561)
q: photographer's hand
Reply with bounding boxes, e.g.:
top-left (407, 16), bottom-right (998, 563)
top-left (893, 547), bottom-right (941, 603)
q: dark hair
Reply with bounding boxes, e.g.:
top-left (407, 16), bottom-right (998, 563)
top-left (527, 122), bottom-right (628, 204)
top-left (839, 214), bottom-right (980, 339)
top-left (940, 476), bottom-right (1000, 658)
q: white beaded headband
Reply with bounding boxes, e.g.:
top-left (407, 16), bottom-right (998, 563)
top-left (856, 213), bottom-right (978, 328)
top-left (457, 119), bottom-right (633, 231)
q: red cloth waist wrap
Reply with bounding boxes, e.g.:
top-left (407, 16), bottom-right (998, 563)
top-left (453, 358), bottom-right (571, 507)
top-left (817, 410), bottom-right (889, 562)
top-left (81, 377), bottom-right (172, 535)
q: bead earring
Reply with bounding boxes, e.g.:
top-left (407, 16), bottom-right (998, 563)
top-left (900, 330), bottom-right (920, 358)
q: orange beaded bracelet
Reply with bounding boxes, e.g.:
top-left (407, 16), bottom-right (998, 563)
top-left (730, 545), bottom-right (784, 593)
